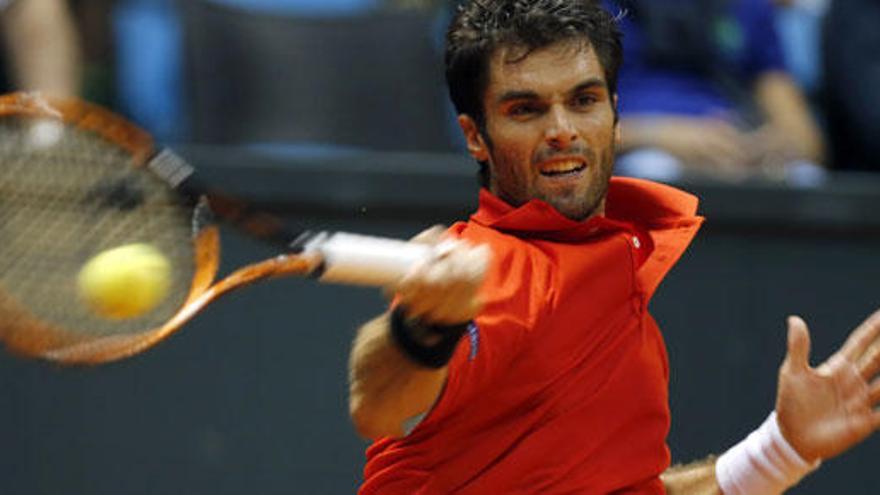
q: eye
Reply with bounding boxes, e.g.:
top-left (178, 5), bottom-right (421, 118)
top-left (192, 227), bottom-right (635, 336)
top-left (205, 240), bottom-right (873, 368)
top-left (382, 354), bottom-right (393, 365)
top-left (506, 102), bottom-right (542, 119)
top-left (571, 93), bottom-right (598, 109)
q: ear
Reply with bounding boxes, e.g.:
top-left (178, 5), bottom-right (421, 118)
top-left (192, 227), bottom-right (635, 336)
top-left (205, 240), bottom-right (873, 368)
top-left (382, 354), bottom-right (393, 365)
top-left (457, 114), bottom-right (490, 162)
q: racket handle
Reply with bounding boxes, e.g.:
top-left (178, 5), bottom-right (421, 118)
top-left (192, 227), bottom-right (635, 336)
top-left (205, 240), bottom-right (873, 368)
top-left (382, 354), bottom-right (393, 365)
top-left (297, 232), bottom-right (432, 287)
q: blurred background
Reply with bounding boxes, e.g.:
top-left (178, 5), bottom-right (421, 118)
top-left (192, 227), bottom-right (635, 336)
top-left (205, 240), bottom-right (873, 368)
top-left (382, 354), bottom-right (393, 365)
top-left (1, 0), bottom-right (880, 493)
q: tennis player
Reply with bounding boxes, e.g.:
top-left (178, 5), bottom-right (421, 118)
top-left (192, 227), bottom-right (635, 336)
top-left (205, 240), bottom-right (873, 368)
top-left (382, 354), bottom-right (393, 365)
top-left (348, 1), bottom-right (880, 493)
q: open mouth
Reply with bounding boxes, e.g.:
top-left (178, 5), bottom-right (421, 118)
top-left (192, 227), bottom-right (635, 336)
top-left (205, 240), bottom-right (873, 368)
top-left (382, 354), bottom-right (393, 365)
top-left (539, 160), bottom-right (587, 177)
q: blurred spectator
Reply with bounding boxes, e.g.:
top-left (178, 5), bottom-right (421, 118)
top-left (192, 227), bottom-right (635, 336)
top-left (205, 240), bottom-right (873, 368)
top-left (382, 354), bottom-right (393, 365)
top-left (822, 0), bottom-right (880, 171)
top-left (112, 0), bottom-right (382, 143)
top-left (607, 0), bottom-right (826, 185)
top-left (0, 0), bottom-right (82, 96)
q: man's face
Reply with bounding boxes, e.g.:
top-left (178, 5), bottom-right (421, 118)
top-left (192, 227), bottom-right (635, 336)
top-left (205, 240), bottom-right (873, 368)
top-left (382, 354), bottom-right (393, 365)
top-left (460, 40), bottom-right (619, 221)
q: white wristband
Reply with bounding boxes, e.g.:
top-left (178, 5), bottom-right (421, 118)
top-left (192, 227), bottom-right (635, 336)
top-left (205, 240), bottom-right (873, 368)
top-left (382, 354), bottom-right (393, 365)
top-left (716, 412), bottom-right (821, 495)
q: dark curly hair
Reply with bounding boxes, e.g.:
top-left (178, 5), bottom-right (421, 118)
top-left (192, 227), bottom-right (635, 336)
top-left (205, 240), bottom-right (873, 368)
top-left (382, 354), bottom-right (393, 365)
top-left (445, 0), bottom-right (624, 129)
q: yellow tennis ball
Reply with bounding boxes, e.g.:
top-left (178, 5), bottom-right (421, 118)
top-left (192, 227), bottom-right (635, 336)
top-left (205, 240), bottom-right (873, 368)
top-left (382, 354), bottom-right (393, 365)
top-left (77, 243), bottom-right (172, 319)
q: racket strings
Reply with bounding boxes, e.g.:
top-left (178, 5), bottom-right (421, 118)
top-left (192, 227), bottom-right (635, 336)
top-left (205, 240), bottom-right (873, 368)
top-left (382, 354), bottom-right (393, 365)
top-left (0, 116), bottom-right (198, 342)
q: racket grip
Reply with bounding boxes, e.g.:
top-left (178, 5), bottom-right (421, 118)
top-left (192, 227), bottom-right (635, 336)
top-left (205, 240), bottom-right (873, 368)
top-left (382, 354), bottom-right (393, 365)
top-left (299, 232), bottom-right (432, 286)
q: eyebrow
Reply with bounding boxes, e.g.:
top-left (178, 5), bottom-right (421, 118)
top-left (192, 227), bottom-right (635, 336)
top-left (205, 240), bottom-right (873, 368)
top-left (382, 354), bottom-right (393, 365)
top-left (496, 78), bottom-right (607, 104)
top-left (571, 78), bottom-right (607, 94)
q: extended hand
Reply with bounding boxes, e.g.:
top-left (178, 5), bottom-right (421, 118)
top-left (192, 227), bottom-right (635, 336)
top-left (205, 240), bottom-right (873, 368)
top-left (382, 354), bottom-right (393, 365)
top-left (776, 311), bottom-right (880, 461)
top-left (744, 124), bottom-right (802, 171)
top-left (391, 225), bottom-right (489, 326)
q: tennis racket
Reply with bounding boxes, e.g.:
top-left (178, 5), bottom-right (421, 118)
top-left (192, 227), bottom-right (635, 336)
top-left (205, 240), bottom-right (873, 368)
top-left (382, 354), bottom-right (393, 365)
top-left (0, 92), bottom-right (437, 365)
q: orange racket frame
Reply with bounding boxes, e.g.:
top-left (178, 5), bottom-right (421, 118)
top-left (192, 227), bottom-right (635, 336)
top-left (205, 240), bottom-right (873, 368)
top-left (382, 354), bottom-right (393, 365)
top-left (0, 92), bottom-right (422, 365)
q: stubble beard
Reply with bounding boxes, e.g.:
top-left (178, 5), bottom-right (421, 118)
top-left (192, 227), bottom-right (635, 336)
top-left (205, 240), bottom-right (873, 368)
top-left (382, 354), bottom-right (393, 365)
top-left (533, 143), bottom-right (613, 221)
top-left (489, 141), bottom-right (616, 222)
top-left (559, 145), bottom-right (614, 221)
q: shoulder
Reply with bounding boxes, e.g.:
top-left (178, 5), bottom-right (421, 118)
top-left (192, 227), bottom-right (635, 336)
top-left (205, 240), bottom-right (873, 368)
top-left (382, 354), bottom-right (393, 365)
top-left (449, 220), bottom-right (557, 326)
top-left (449, 220), bottom-right (554, 275)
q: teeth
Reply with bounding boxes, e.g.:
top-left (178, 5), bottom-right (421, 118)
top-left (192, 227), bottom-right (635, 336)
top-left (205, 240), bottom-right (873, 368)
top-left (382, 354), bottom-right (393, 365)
top-left (541, 160), bottom-right (583, 174)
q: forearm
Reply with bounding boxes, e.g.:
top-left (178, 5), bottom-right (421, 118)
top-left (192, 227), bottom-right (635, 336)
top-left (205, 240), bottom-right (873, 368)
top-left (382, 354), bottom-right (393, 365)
top-left (618, 116), bottom-right (673, 154)
top-left (348, 312), bottom-right (447, 439)
top-left (2, 0), bottom-right (82, 96)
top-left (753, 71), bottom-right (825, 164)
top-left (617, 116), bottom-right (750, 170)
top-left (662, 457), bottom-right (722, 495)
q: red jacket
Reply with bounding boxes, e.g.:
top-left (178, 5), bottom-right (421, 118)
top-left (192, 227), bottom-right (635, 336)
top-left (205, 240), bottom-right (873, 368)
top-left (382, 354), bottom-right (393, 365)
top-left (360, 178), bottom-right (704, 494)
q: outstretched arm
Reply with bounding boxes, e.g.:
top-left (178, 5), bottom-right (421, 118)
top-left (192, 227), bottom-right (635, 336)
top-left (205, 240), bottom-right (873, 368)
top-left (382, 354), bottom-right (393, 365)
top-left (348, 226), bottom-right (489, 440)
top-left (663, 310), bottom-right (880, 494)
top-left (348, 311), bottom-right (451, 439)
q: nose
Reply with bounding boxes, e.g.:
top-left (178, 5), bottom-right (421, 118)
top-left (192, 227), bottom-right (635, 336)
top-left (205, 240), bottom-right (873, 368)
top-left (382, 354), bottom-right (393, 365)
top-left (544, 105), bottom-right (578, 150)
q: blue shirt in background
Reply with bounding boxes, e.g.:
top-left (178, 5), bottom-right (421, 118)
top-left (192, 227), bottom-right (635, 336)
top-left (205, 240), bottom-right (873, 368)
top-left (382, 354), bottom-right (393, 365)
top-left (606, 0), bottom-right (785, 118)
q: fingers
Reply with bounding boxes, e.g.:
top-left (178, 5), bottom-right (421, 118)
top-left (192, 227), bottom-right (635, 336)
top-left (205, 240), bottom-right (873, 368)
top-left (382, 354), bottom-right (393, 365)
top-left (868, 377), bottom-right (880, 405)
top-left (858, 341), bottom-right (880, 380)
top-left (394, 239), bottom-right (490, 325)
top-left (694, 120), bottom-right (751, 168)
top-left (872, 410), bottom-right (880, 431)
top-left (784, 315), bottom-right (812, 371)
top-left (775, 309), bottom-right (880, 461)
top-left (410, 224), bottom-right (447, 245)
top-left (838, 309), bottom-right (880, 363)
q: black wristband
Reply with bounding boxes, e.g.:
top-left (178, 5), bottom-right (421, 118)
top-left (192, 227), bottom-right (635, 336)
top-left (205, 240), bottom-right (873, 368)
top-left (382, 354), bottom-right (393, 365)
top-left (389, 306), bottom-right (469, 369)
